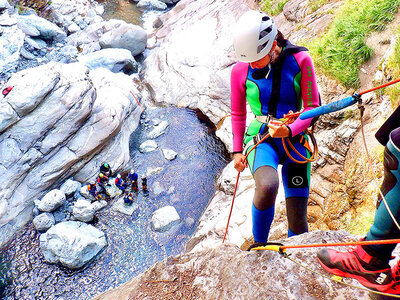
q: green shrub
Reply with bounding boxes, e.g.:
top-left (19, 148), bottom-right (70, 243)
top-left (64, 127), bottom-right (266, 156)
top-left (308, 0), bottom-right (400, 88)
top-left (17, 0), bottom-right (52, 17)
top-left (386, 26), bottom-right (400, 107)
top-left (260, 0), bottom-right (289, 16)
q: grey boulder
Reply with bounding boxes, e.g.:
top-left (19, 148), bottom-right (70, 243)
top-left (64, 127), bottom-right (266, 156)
top-left (33, 212), bottom-right (55, 232)
top-left (99, 23), bottom-right (147, 56)
top-left (78, 48), bottom-right (138, 73)
top-left (37, 189), bottom-right (66, 212)
top-left (16, 14), bottom-right (67, 41)
top-left (151, 205), bottom-right (180, 232)
top-left (72, 199), bottom-right (95, 222)
top-left (39, 221), bottom-right (107, 269)
top-left (60, 179), bottom-right (81, 196)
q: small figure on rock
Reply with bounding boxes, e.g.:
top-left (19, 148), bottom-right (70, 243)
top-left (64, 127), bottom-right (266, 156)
top-left (128, 169), bottom-right (139, 192)
top-left (87, 180), bottom-right (101, 200)
top-left (100, 162), bottom-right (112, 177)
top-left (123, 192), bottom-right (134, 206)
top-left (115, 174), bottom-right (127, 192)
top-left (97, 172), bottom-right (109, 195)
top-left (141, 175), bottom-right (148, 192)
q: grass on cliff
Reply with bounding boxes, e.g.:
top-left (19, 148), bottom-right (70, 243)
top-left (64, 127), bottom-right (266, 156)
top-left (385, 26), bottom-right (400, 107)
top-left (259, 0), bottom-right (289, 16)
top-left (308, 0), bottom-right (400, 88)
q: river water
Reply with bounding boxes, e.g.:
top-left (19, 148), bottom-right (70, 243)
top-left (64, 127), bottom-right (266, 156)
top-left (0, 2), bottom-right (230, 299)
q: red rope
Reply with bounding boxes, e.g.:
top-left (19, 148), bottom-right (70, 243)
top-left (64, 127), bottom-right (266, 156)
top-left (130, 91), bottom-right (144, 111)
top-left (358, 77), bottom-right (400, 96)
top-left (280, 239), bottom-right (400, 250)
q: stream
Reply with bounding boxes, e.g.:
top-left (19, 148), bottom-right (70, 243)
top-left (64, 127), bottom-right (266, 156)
top-left (0, 2), bottom-right (230, 299)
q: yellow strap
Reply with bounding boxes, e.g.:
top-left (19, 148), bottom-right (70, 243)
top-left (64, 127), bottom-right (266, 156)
top-left (250, 245), bottom-right (285, 253)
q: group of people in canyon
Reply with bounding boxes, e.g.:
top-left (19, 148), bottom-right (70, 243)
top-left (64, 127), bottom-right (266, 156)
top-left (231, 10), bottom-right (400, 296)
top-left (87, 162), bottom-right (148, 205)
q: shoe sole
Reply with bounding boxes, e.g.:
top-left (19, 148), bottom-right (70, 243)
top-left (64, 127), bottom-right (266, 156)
top-left (317, 257), bottom-right (393, 292)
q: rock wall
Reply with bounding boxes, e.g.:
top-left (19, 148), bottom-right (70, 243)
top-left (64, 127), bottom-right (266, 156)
top-left (0, 62), bottom-right (146, 247)
top-left (92, 231), bottom-right (370, 300)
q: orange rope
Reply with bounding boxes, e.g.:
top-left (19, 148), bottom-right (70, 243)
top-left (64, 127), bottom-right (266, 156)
top-left (281, 129), bottom-right (318, 164)
top-left (222, 112), bottom-right (305, 243)
top-left (358, 77), bottom-right (400, 96)
top-left (130, 91), bottom-right (144, 111)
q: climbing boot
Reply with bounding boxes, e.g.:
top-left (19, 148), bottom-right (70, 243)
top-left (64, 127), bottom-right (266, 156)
top-left (376, 259), bottom-right (400, 296)
top-left (317, 245), bottom-right (393, 291)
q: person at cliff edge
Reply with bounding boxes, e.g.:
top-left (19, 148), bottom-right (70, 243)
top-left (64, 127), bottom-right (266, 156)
top-left (317, 105), bottom-right (400, 294)
top-left (231, 10), bottom-right (320, 248)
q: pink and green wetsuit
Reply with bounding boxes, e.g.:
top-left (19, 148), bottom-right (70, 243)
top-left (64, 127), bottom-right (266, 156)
top-left (230, 40), bottom-right (320, 242)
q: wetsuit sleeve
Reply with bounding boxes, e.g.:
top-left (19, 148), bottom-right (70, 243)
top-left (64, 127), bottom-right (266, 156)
top-left (375, 105), bottom-right (400, 145)
top-left (288, 52), bottom-right (320, 137)
top-left (231, 62), bottom-right (249, 153)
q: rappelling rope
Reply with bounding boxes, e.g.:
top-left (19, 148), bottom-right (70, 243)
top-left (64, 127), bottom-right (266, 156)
top-left (357, 101), bottom-right (400, 232)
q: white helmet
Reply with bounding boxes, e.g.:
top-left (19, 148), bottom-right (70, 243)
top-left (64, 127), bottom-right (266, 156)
top-left (233, 10), bottom-right (277, 63)
top-left (130, 169), bottom-right (134, 173)
top-left (117, 174), bottom-right (121, 178)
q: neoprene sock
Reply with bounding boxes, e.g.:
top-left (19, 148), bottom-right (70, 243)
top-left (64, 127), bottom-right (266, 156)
top-left (288, 228), bottom-right (296, 237)
top-left (252, 203), bottom-right (275, 243)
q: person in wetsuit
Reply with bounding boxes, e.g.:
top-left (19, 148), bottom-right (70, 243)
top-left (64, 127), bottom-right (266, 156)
top-left (100, 162), bottom-right (112, 177)
top-left (231, 10), bottom-right (320, 247)
top-left (318, 105), bottom-right (400, 295)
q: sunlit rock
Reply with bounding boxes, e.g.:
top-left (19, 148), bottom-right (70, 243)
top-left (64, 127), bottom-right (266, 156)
top-left (99, 23), bottom-right (147, 56)
top-left (78, 48), bottom-right (138, 73)
top-left (60, 179), bottom-right (81, 196)
top-left (33, 212), bottom-right (55, 232)
top-left (151, 205), bottom-right (180, 232)
top-left (137, 0), bottom-right (167, 11)
top-left (112, 198), bottom-right (139, 216)
top-left (161, 148), bottom-right (177, 161)
top-left (148, 120), bottom-right (169, 139)
top-left (37, 189), bottom-right (66, 212)
top-left (72, 199), bottom-right (95, 222)
top-left (139, 140), bottom-right (158, 153)
top-left (40, 221), bottom-right (107, 269)
top-left (15, 14), bottom-right (66, 41)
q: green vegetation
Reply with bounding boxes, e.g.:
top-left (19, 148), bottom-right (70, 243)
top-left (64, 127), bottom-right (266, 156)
top-left (308, 0), bottom-right (400, 88)
top-left (309, 0), bottom-right (331, 12)
top-left (345, 209), bottom-right (375, 235)
top-left (386, 26), bottom-right (400, 107)
top-left (16, 0), bottom-right (52, 17)
top-left (259, 0), bottom-right (289, 16)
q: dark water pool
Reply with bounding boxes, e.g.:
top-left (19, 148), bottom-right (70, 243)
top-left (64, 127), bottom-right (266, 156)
top-left (0, 106), bottom-right (229, 299)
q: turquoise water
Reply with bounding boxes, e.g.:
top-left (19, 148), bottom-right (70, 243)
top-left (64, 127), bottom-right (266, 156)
top-left (0, 106), bottom-right (229, 299)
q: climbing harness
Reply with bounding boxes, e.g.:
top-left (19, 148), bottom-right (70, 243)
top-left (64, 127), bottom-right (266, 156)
top-left (223, 78), bottom-right (400, 243)
top-left (223, 111), bottom-right (314, 242)
top-left (2, 86), bottom-right (13, 97)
